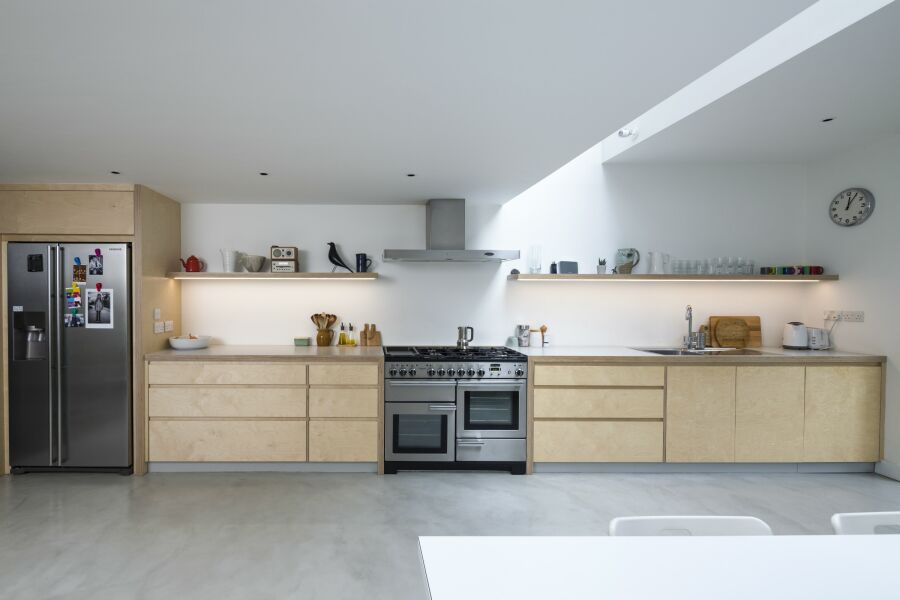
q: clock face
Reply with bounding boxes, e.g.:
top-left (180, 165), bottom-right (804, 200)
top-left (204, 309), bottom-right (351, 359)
top-left (830, 188), bottom-right (875, 227)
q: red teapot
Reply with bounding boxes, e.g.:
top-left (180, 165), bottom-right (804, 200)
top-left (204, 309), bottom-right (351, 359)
top-left (179, 255), bottom-right (204, 272)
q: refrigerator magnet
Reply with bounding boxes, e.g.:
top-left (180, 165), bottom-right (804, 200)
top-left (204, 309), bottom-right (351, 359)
top-left (73, 264), bottom-right (86, 282)
top-left (65, 286), bottom-right (82, 309)
top-left (89, 250), bottom-right (103, 275)
top-left (64, 308), bottom-right (85, 328)
top-left (86, 288), bottom-right (113, 329)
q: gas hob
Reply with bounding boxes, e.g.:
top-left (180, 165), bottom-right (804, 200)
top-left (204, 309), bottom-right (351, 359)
top-left (383, 346), bottom-right (527, 379)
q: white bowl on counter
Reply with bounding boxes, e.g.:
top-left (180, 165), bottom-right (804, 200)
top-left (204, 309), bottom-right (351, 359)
top-left (168, 335), bottom-right (211, 350)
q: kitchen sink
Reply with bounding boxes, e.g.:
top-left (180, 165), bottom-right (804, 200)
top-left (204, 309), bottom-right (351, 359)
top-left (633, 347), bottom-right (765, 356)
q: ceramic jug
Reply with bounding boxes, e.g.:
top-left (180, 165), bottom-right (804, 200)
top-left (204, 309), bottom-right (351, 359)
top-left (220, 249), bottom-right (245, 273)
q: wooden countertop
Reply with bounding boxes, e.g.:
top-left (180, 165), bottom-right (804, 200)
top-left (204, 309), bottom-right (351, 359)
top-left (146, 345), bottom-right (385, 362)
top-left (513, 346), bottom-right (885, 364)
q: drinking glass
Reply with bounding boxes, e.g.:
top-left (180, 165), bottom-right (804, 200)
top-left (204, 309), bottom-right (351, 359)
top-left (725, 257), bottom-right (736, 275)
top-left (715, 257), bottom-right (726, 275)
top-left (527, 245), bottom-right (542, 274)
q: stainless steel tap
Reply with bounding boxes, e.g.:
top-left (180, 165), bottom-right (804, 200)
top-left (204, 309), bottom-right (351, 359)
top-left (683, 305), bottom-right (706, 350)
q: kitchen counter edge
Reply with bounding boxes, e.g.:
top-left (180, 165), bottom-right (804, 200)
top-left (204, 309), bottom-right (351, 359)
top-left (145, 345), bottom-right (385, 362)
top-left (512, 346), bottom-right (885, 364)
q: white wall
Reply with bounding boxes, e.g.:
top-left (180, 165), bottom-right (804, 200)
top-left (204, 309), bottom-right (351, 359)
top-left (802, 134), bottom-right (900, 466)
top-left (181, 144), bottom-right (813, 347)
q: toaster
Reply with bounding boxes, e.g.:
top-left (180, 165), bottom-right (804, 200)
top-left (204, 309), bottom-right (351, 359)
top-left (807, 327), bottom-right (831, 350)
top-left (782, 322), bottom-right (809, 350)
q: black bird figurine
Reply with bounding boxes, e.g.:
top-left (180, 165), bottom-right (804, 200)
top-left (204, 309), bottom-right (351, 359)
top-left (326, 242), bottom-right (354, 273)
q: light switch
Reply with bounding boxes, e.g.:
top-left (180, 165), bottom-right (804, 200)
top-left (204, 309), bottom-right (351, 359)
top-left (153, 307), bottom-right (162, 320)
top-left (153, 321), bottom-right (165, 334)
top-left (164, 320), bottom-right (175, 332)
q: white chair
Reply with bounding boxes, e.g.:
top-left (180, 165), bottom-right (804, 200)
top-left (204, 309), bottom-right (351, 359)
top-left (609, 515), bottom-right (773, 536)
top-left (831, 511), bottom-right (900, 534)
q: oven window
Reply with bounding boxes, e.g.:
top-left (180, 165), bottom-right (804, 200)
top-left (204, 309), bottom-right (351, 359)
top-left (392, 414), bottom-right (448, 454)
top-left (463, 390), bottom-right (519, 430)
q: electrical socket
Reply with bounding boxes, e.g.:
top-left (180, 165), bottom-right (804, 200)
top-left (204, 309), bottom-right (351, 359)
top-left (153, 307), bottom-right (161, 320)
top-left (153, 321), bottom-right (164, 334)
top-left (164, 320), bottom-right (175, 332)
top-left (824, 310), bottom-right (865, 322)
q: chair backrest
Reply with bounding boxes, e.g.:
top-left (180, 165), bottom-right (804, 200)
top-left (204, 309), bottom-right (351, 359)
top-left (831, 511), bottom-right (900, 535)
top-left (609, 515), bottom-right (773, 536)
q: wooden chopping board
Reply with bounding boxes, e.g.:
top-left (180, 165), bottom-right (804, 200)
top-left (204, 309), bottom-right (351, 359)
top-left (708, 316), bottom-right (762, 348)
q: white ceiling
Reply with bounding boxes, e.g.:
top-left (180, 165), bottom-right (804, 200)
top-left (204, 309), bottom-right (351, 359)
top-left (0, 0), bottom-right (814, 204)
top-left (605, 1), bottom-right (900, 164)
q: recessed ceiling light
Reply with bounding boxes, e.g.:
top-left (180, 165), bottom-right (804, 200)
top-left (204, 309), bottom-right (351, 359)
top-left (110, 170), bottom-right (121, 175)
top-left (407, 173), bottom-right (416, 177)
top-left (259, 172), bottom-right (269, 176)
top-left (821, 117), bottom-right (835, 123)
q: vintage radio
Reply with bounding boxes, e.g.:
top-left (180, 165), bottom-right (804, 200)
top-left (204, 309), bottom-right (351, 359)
top-left (270, 246), bottom-right (299, 272)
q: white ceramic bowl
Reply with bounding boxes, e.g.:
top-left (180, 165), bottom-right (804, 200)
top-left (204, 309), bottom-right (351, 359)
top-left (168, 335), bottom-right (211, 350)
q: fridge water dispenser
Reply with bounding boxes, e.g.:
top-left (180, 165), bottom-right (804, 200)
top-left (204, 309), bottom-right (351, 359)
top-left (12, 312), bottom-right (47, 360)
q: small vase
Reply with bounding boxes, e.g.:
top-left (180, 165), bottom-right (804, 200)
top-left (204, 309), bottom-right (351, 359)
top-left (316, 329), bottom-right (334, 346)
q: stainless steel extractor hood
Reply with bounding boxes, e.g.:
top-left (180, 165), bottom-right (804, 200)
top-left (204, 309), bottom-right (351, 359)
top-left (383, 199), bottom-right (519, 262)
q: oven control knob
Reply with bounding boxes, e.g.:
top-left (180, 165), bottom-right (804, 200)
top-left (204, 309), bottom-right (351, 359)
top-left (427, 368), bottom-right (436, 377)
top-left (389, 368), bottom-right (398, 376)
top-left (399, 369), bottom-right (408, 376)
top-left (437, 368), bottom-right (446, 376)
top-left (409, 369), bottom-right (417, 377)
top-left (515, 368), bottom-right (525, 377)
top-left (467, 368), bottom-right (476, 377)
top-left (447, 368), bottom-right (456, 376)
top-left (477, 369), bottom-right (485, 377)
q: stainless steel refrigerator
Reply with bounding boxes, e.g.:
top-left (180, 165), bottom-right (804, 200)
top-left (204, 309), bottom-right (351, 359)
top-left (8, 242), bottom-right (132, 473)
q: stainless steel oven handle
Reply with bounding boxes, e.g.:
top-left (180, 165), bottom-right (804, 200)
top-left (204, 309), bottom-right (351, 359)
top-left (387, 380), bottom-right (456, 387)
top-left (457, 381), bottom-right (525, 387)
top-left (457, 440), bottom-right (485, 446)
top-left (427, 404), bottom-right (458, 411)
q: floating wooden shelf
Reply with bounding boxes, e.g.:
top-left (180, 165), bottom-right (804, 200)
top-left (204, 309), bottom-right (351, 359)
top-left (168, 271), bottom-right (378, 280)
top-left (507, 274), bottom-right (838, 282)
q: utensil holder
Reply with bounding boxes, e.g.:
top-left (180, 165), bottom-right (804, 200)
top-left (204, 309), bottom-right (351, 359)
top-left (316, 329), bottom-right (334, 346)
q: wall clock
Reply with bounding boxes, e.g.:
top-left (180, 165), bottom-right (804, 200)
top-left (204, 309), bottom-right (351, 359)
top-left (830, 187), bottom-right (875, 227)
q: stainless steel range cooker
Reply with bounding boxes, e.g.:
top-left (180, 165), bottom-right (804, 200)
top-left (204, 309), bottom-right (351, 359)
top-left (383, 345), bottom-right (527, 474)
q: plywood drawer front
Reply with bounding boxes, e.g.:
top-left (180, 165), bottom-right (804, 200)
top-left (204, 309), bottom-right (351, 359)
top-left (533, 365), bottom-right (664, 387)
top-left (148, 362), bottom-right (307, 385)
top-left (533, 388), bottom-right (663, 419)
top-left (148, 420), bottom-right (307, 461)
top-left (309, 387), bottom-right (378, 418)
top-left (149, 387), bottom-right (306, 418)
top-left (804, 366), bottom-right (882, 462)
top-left (308, 420), bottom-right (378, 462)
top-left (534, 421), bottom-right (663, 462)
top-left (308, 363), bottom-right (379, 385)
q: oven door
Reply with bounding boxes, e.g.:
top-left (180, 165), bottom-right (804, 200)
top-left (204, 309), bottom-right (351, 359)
top-left (385, 400), bottom-right (457, 462)
top-left (456, 380), bottom-right (526, 439)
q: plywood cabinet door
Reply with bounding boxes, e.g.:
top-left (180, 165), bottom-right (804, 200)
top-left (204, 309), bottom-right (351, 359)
top-left (804, 366), bottom-right (881, 462)
top-left (666, 366), bottom-right (736, 462)
top-left (734, 366), bottom-right (804, 462)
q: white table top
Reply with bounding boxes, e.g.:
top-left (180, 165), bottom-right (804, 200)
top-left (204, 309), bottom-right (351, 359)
top-left (419, 535), bottom-right (900, 600)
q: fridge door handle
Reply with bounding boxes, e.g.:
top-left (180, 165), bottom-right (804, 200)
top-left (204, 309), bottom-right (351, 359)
top-left (55, 245), bottom-right (64, 466)
top-left (47, 245), bottom-right (56, 465)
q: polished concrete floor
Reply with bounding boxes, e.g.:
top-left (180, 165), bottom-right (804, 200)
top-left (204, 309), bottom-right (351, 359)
top-left (2, 472), bottom-right (900, 599)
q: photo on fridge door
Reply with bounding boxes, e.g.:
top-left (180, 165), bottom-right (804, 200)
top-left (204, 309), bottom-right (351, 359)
top-left (86, 289), bottom-right (113, 328)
